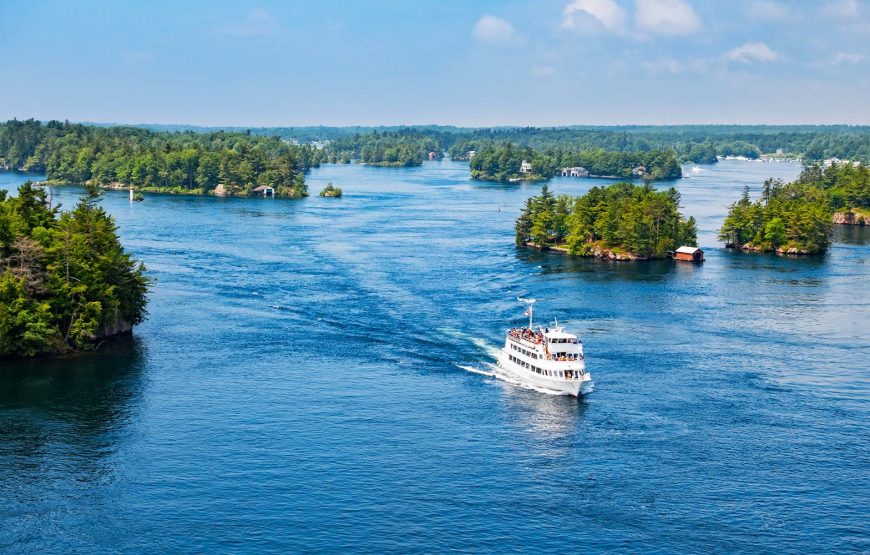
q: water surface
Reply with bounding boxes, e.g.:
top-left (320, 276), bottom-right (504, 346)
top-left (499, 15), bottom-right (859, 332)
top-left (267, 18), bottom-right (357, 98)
top-left (1, 161), bottom-right (868, 552)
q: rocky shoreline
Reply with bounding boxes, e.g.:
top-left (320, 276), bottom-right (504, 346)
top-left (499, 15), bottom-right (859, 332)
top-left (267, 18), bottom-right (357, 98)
top-left (832, 210), bottom-right (867, 226)
top-left (525, 242), bottom-right (662, 261)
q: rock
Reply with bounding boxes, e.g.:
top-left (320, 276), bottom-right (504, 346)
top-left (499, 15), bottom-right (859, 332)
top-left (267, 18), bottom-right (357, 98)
top-left (214, 183), bottom-right (228, 197)
top-left (833, 211), bottom-right (867, 225)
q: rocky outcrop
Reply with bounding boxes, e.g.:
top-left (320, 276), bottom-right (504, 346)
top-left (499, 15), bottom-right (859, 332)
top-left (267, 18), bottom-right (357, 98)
top-left (528, 242), bottom-right (654, 261)
top-left (735, 244), bottom-right (812, 255)
top-left (213, 183), bottom-right (229, 197)
top-left (832, 211), bottom-right (867, 226)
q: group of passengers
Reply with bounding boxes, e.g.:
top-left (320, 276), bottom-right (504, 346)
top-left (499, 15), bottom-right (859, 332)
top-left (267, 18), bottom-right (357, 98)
top-left (508, 327), bottom-right (543, 344)
top-left (553, 353), bottom-right (583, 362)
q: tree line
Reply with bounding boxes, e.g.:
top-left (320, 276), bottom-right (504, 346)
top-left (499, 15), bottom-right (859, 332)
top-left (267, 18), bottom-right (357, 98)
top-left (469, 143), bottom-right (682, 182)
top-left (515, 183), bottom-right (697, 259)
top-left (324, 131), bottom-right (443, 166)
top-left (719, 162), bottom-right (870, 254)
top-left (0, 183), bottom-right (148, 357)
top-left (0, 119), bottom-right (326, 197)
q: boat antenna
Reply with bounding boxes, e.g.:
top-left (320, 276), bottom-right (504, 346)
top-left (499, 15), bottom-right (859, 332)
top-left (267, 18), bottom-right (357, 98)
top-left (518, 297), bottom-right (536, 329)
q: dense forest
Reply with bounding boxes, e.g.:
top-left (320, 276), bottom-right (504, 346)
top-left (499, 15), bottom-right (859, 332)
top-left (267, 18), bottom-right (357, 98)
top-left (469, 143), bottom-right (682, 182)
top-left (0, 119), bottom-right (325, 197)
top-left (324, 131), bottom-right (443, 166)
top-left (86, 123), bottom-right (870, 165)
top-left (719, 182), bottom-right (832, 254)
top-left (0, 182), bottom-right (148, 357)
top-left (719, 161), bottom-right (869, 254)
top-left (515, 184), bottom-right (697, 260)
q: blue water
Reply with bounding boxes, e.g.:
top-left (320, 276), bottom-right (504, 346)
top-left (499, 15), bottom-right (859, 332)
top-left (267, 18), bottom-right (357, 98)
top-left (1, 161), bottom-right (868, 553)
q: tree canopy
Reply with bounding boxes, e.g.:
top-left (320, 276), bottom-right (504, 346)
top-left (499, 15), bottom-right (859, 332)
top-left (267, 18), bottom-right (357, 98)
top-left (516, 183), bottom-right (697, 259)
top-left (0, 182), bottom-right (148, 357)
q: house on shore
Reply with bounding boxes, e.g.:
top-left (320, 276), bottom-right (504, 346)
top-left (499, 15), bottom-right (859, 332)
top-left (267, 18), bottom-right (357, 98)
top-left (632, 165), bottom-right (647, 177)
top-left (520, 160), bottom-right (533, 174)
top-left (561, 166), bottom-right (589, 178)
top-left (252, 185), bottom-right (275, 197)
top-left (674, 246), bottom-right (704, 262)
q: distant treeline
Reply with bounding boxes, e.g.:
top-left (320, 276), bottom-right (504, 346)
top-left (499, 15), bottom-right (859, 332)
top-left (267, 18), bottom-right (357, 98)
top-left (324, 131), bottom-right (442, 166)
top-left (0, 119), bottom-right (325, 197)
top-left (469, 143), bottom-right (682, 182)
top-left (719, 162), bottom-right (869, 254)
top-left (515, 183), bottom-right (697, 259)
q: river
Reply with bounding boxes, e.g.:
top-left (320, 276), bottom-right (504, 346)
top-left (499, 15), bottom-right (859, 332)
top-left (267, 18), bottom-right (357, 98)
top-left (1, 160), bottom-right (868, 552)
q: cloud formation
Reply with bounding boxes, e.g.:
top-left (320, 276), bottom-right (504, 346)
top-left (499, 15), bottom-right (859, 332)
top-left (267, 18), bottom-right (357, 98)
top-left (746, 0), bottom-right (789, 21)
top-left (562, 0), bottom-right (627, 32)
top-left (723, 41), bottom-right (780, 63)
top-left (473, 15), bottom-right (519, 44)
top-left (820, 0), bottom-right (860, 18)
top-left (217, 8), bottom-right (279, 38)
top-left (831, 51), bottom-right (864, 64)
top-left (635, 0), bottom-right (702, 35)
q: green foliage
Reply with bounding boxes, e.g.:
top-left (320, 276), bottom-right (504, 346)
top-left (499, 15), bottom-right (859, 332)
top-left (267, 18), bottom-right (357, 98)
top-left (798, 162), bottom-right (870, 210)
top-left (469, 143), bottom-right (681, 182)
top-left (319, 183), bottom-right (342, 197)
top-left (719, 180), bottom-right (833, 254)
top-left (0, 182), bottom-right (148, 358)
top-left (0, 119), bottom-right (324, 198)
top-left (325, 130), bottom-right (442, 166)
top-left (516, 183), bottom-right (697, 258)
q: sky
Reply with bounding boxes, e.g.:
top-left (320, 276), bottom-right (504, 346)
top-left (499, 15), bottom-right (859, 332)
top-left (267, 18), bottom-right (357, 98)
top-left (1, 0), bottom-right (869, 127)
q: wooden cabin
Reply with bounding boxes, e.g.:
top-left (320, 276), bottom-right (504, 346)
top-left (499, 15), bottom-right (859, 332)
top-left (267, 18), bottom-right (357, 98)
top-left (252, 185), bottom-right (275, 197)
top-left (674, 246), bottom-right (704, 262)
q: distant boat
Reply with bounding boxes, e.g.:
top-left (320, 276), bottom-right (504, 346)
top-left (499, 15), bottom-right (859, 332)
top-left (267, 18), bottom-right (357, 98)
top-left (691, 166), bottom-right (702, 173)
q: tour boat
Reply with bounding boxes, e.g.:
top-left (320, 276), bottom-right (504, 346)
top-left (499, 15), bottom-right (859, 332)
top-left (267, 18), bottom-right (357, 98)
top-left (497, 298), bottom-right (592, 396)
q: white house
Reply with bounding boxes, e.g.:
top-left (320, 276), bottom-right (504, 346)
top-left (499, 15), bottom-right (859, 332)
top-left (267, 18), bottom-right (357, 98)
top-left (561, 166), bottom-right (589, 178)
top-left (520, 160), bottom-right (533, 174)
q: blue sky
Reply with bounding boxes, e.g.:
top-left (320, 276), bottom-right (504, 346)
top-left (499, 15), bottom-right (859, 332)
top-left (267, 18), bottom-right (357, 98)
top-left (1, 0), bottom-right (868, 126)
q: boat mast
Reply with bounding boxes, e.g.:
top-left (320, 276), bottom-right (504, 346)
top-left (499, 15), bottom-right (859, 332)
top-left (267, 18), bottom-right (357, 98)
top-left (518, 297), bottom-right (536, 329)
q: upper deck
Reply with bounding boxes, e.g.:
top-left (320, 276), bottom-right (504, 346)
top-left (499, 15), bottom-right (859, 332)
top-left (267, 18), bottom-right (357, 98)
top-left (506, 327), bottom-right (584, 364)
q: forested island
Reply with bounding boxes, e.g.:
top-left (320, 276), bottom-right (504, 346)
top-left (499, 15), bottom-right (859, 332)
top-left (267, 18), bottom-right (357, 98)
top-left (719, 162), bottom-right (869, 254)
top-left (0, 182), bottom-right (148, 358)
top-left (470, 143), bottom-right (682, 182)
top-left (0, 119), bottom-right (324, 198)
top-left (515, 184), bottom-right (697, 260)
top-left (324, 131), bottom-right (442, 166)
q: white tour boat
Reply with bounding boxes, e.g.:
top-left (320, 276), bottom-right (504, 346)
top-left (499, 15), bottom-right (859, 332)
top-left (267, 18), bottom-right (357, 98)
top-left (497, 298), bottom-right (592, 396)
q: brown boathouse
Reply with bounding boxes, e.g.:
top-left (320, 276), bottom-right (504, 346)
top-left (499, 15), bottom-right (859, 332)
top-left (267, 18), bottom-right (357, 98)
top-left (674, 246), bottom-right (704, 262)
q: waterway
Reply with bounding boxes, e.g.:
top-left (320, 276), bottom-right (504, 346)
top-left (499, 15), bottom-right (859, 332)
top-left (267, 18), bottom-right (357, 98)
top-left (1, 160), bottom-right (868, 552)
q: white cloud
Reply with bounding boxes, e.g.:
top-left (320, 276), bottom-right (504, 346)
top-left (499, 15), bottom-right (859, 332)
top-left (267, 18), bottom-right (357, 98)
top-left (820, 0), bottom-right (860, 18)
top-left (218, 8), bottom-right (279, 38)
top-left (530, 65), bottom-right (557, 77)
top-left (723, 41), bottom-right (781, 63)
top-left (831, 51), bottom-right (864, 64)
top-left (473, 15), bottom-right (518, 44)
top-left (562, 0), bottom-right (627, 32)
top-left (746, 0), bottom-right (789, 21)
top-left (634, 0), bottom-right (702, 35)
top-left (643, 57), bottom-right (709, 74)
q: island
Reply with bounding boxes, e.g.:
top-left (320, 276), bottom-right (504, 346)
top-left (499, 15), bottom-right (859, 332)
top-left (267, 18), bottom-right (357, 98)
top-left (0, 182), bottom-right (148, 358)
top-left (798, 162), bottom-right (869, 226)
top-left (0, 119), bottom-right (324, 198)
top-left (719, 181), bottom-right (831, 254)
top-left (515, 183), bottom-right (698, 260)
top-left (319, 183), bottom-right (343, 197)
top-left (324, 131), bottom-right (442, 167)
top-left (470, 143), bottom-right (683, 182)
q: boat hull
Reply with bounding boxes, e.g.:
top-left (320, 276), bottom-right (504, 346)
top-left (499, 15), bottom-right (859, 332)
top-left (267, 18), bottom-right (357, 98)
top-left (497, 349), bottom-right (592, 396)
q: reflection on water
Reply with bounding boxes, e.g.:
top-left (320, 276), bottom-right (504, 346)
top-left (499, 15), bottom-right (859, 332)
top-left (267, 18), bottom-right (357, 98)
top-left (517, 248), bottom-right (679, 282)
top-left (0, 337), bottom-right (147, 478)
top-left (833, 224), bottom-right (870, 245)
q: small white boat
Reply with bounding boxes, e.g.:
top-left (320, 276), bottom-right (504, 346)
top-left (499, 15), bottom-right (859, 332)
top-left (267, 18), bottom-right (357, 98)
top-left (497, 298), bottom-right (592, 396)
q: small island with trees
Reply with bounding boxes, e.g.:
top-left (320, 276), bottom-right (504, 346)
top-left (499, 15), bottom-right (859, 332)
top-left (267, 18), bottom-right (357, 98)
top-left (515, 183), bottom-right (697, 260)
top-left (719, 161), bottom-right (869, 254)
top-left (319, 183), bottom-right (342, 198)
top-left (0, 182), bottom-right (148, 358)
